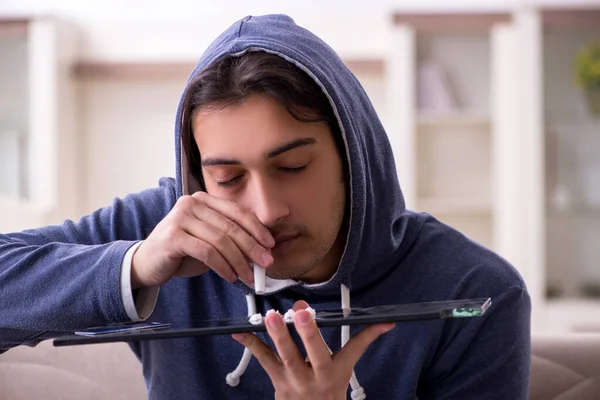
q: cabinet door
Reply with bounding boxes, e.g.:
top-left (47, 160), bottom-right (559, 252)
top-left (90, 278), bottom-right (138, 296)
top-left (542, 10), bottom-right (600, 302)
top-left (0, 21), bottom-right (29, 200)
top-left (0, 17), bottom-right (79, 231)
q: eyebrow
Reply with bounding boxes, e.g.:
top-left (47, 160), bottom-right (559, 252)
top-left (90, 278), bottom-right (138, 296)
top-left (201, 137), bottom-right (316, 167)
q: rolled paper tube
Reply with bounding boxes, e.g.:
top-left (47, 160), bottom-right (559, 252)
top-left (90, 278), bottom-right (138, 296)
top-left (252, 263), bottom-right (265, 295)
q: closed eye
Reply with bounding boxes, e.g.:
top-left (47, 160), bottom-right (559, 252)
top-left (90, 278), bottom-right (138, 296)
top-left (279, 165), bottom-right (307, 173)
top-left (216, 175), bottom-right (244, 187)
top-left (216, 165), bottom-right (307, 187)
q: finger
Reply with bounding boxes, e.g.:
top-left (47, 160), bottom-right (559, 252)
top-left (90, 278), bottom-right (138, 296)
top-left (333, 323), bottom-right (395, 367)
top-left (181, 217), bottom-right (254, 283)
top-left (264, 312), bottom-right (307, 376)
top-left (294, 309), bottom-right (332, 372)
top-left (292, 300), bottom-right (310, 311)
top-left (232, 333), bottom-right (283, 380)
top-left (193, 192), bottom-right (275, 249)
top-left (175, 233), bottom-right (238, 282)
top-left (189, 200), bottom-right (274, 270)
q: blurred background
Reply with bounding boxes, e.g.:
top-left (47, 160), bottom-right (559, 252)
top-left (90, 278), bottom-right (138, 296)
top-left (1, 0), bottom-right (599, 335)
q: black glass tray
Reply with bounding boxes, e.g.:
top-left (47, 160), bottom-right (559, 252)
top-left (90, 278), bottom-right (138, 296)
top-left (53, 297), bottom-right (491, 347)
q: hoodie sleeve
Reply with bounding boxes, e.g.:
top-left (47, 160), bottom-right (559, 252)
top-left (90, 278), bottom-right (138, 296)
top-left (0, 177), bottom-right (177, 352)
top-left (421, 285), bottom-right (532, 400)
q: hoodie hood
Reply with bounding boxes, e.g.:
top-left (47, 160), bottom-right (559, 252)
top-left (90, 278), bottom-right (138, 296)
top-left (174, 14), bottom-right (411, 296)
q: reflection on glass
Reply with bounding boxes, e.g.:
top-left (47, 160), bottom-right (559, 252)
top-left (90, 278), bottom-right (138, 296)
top-left (0, 32), bottom-right (29, 200)
top-left (315, 298), bottom-right (492, 324)
top-left (543, 25), bottom-right (600, 300)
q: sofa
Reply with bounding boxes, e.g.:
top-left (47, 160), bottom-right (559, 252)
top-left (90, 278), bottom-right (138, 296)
top-left (1, 333), bottom-right (599, 399)
top-left (529, 333), bottom-right (600, 400)
top-left (0, 340), bottom-right (146, 400)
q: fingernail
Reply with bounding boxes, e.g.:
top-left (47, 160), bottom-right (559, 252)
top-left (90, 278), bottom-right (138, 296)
top-left (261, 252), bottom-right (273, 266)
top-left (266, 236), bottom-right (275, 247)
top-left (267, 314), bottom-right (283, 328)
top-left (296, 311), bottom-right (310, 326)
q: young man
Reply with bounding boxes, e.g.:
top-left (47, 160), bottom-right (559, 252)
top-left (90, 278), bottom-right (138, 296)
top-left (0, 14), bottom-right (531, 399)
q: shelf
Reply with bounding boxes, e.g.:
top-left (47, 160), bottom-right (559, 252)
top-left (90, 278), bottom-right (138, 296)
top-left (72, 57), bottom-right (385, 80)
top-left (0, 196), bottom-right (37, 208)
top-left (0, 196), bottom-right (52, 213)
top-left (0, 19), bottom-right (28, 38)
top-left (547, 204), bottom-right (600, 218)
top-left (416, 111), bottom-right (490, 128)
top-left (0, 196), bottom-right (52, 232)
top-left (417, 197), bottom-right (492, 215)
top-left (546, 122), bottom-right (600, 132)
top-left (542, 8), bottom-right (600, 30)
top-left (393, 12), bottom-right (511, 32)
top-left (0, 129), bottom-right (22, 137)
top-left (544, 299), bottom-right (600, 333)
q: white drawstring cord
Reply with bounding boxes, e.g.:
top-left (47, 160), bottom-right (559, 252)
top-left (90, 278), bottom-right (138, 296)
top-left (226, 293), bottom-right (257, 387)
top-left (341, 284), bottom-right (366, 400)
top-left (226, 285), bottom-right (366, 399)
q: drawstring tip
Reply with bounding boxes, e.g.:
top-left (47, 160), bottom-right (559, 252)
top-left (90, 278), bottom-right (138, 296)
top-left (226, 373), bottom-right (241, 387)
top-left (351, 386), bottom-right (366, 400)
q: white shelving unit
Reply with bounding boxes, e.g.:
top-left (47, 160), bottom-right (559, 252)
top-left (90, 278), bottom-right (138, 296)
top-left (0, 22), bottom-right (28, 201)
top-left (416, 111), bottom-right (491, 128)
top-left (388, 11), bottom-right (518, 254)
top-left (0, 17), bottom-right (81, 231)
top-left (387, 6), bottom-right (600, 334)
top-left (537, 6), bottom-right (600, 333)
top-left (0, 129), bottom-right (27, 199)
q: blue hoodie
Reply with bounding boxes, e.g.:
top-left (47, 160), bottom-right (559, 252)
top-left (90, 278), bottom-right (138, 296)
top-left (0, 14), bottom-right (530, 399)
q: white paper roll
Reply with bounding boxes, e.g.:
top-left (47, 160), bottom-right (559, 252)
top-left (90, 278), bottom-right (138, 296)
top-left (252, 263), bottom-right (265, 295)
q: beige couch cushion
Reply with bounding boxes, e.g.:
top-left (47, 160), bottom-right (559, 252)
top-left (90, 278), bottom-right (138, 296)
top-left (3, 332), bottom-right (599, 399)
top-left (530, 333), bottom-right (600, 400)
top-left (0, 340), bottom-right (146, 400)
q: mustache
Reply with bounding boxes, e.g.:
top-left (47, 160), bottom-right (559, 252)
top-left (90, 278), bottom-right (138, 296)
top-left (267, 222), bottom-right (308, 240)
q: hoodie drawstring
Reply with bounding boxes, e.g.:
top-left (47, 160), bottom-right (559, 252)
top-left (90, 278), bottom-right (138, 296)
top-left (226, 285), bottom-right (366, 399)
top-left (225, 294), bottom-right (257, 387)
top-left (341, 284), bottom-right (366, 400)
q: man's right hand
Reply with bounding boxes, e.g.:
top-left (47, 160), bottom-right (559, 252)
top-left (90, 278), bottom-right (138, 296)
top-left (131, 191), bottom-right (275, 289)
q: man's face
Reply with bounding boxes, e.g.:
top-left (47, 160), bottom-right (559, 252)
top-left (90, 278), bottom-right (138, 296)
top-left (193, 94), bottom-right (347, 283)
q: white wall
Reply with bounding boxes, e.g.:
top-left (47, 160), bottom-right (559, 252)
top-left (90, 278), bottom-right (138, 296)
top-left (79, 79), bottom-right (180, 212)
top-left (78, 71), bottom-right (388, 214)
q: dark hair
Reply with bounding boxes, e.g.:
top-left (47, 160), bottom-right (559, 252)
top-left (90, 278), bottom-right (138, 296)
top-left (180, 51), bottom-right (346, 188)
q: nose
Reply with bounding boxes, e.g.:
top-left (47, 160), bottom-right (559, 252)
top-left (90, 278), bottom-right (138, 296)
top-left (247, 176), bottom-right (290, 228)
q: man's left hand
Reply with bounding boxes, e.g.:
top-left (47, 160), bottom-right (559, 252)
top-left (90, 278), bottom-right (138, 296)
top-left (232, 301), bottom-right (395, 399)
